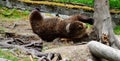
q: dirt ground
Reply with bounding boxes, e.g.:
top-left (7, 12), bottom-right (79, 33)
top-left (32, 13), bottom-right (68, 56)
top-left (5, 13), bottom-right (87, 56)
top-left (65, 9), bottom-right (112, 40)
top-left (0, 20), bottom-right (32, 33)
top-left (0, 18), bottom-right (120, 48)
top-left (0, 19), bottom-right (71, 49)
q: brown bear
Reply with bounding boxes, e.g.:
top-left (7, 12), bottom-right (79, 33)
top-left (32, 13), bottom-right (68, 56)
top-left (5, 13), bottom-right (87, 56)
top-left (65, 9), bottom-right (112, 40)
top-left (29, 8), bottom-right (87, 42)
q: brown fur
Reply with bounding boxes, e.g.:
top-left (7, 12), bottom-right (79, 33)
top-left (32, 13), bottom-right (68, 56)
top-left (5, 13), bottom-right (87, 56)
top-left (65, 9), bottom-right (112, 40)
top-left (29, 9), bottom-right (87, 42)
top-left (64, 14), bottom-right (94, 25)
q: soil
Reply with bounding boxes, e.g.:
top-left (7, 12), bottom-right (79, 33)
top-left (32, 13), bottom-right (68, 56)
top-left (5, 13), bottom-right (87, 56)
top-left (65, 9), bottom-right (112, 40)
top-left (0, 20), bottom-right (32, 33)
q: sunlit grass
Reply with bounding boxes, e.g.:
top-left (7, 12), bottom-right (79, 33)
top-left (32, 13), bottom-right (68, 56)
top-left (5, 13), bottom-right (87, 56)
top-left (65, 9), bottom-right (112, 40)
top-left (53, 0), bottom-right (120, 9)
top-left (114, 25), bottom-right (120, 35)
top-left (0, 49), bottom-right (18, 61)
top-left (53, 0), bottom-right (93, 7)
top-left (0, 49), bottom-right (38, 61)
top-left (0, 6), bottom-right (30, 21)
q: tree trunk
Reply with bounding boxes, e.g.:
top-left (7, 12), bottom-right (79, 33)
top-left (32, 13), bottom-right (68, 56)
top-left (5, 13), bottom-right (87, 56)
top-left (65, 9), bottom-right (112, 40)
top-left (88, 41), bottom-right (120, 61)
top-left (93, 0), bottom-right (120, 49)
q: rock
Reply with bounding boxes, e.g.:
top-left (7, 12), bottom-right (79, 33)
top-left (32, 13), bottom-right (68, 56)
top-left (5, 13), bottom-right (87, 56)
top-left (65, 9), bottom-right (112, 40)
top-left (44, 45), bottom-right (96, 61)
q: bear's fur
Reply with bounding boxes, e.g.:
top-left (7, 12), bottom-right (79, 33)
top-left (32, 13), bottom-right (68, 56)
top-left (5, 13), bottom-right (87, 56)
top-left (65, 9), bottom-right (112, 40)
top-left (29, 8), bottom-right (87, 42)
top-left (63, 14), bottom-right (94, 25)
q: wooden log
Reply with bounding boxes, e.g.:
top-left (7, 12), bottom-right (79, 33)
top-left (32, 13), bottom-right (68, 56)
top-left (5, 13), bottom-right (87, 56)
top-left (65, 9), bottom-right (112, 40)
top-left (87, 41), bottom-right (120, 61)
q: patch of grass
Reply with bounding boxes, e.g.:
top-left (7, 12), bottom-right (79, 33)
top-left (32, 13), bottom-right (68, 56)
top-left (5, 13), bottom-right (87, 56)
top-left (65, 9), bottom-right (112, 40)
top-left (114, 25), bottom-right (120, 35)
top-left (0, 7), bottom-right (30, 21)
top-left (0, 49), bottom-right (38, 61)
top-left (53, 0), bottom-right (120, 9)
top-left (0, 49), bottom-right (18, 61)
top-left (54, 0), bottom-right (93, 7)
top-left (110, 0), bottom-right (120, 9)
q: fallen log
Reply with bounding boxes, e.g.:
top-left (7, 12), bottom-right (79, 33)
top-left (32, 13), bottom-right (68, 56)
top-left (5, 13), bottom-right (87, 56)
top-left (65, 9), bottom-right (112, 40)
top-left (87, 41), bottom-right (120, 61)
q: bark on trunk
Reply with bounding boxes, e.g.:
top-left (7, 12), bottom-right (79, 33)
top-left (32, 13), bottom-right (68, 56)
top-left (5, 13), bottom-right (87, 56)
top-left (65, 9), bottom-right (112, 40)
top-left (93, 0), bottom-right (120, 49)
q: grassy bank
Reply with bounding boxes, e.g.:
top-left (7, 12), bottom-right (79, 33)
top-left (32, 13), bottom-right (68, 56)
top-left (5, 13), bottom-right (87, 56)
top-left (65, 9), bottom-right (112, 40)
top-left (53, 0), bottom-right (120, 9)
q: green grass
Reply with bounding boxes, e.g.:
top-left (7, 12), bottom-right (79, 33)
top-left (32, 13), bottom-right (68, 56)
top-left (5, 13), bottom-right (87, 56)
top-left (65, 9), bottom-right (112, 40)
top-left (0, 49), bottom-right (18, 61)
top-left (114, 25), bottom-right (120, 35)
top-left (53, 0), bottom-right (120, 9)
top-left (0, 6), bottom-right (30, 21)
top-left (110, 0), bottom-right (120, 9)
top-left (0, 49), bottom-right (38, 61)
top-left (54, 0), bottom-right (93, 7)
